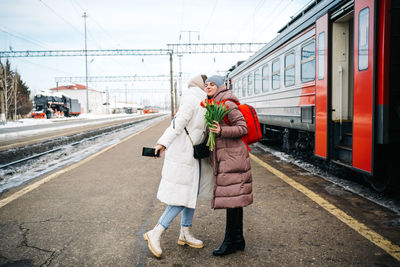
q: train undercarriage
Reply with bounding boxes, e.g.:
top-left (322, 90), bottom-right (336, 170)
top-left (260, 124), bottom-right (398, 193)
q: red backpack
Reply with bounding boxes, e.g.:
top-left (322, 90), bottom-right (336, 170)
top-left (222, 99), bottom-right (262, 151)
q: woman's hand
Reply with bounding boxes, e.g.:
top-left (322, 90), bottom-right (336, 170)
top-left (154, 144), bottom-right (166, 158)
top-left (209, 120), bottom-right (221, 136)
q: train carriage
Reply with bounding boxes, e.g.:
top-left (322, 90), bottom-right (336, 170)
top-left (227, 0), bottom-right (400, 191)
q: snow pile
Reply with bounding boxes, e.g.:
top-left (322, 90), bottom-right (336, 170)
top-left (254, 143), bottom-right (400, 215)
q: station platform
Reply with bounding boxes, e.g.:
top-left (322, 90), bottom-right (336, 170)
top-left (0, 118), bottom-right (399, 266)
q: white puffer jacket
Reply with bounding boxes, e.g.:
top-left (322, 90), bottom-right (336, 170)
top-left (156, 86), bottom-right (213, 208)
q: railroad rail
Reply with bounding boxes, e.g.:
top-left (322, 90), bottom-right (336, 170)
top-left (0, 115), bottom-right (163, 169)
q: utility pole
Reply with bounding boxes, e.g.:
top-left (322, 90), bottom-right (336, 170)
top-left (179, 30), bottom-right (200, 54)
top-left (178, 54), bottom-right (183, 97)
top-left (83, 12), bottom-right (89, 114)
top-left (178, 31), bottom-right (200, 97)
top-left (14, 73), bottom-right (17, 120)
top-left (169, 52), bottom-right (174, 117)
top-left (4, 59), bottom-right (8, 122)
top-left (174, 80), bottom-right (178, 112)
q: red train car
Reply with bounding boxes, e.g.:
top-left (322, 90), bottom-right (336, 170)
top-left (227, 0), bottom-right (400, 191)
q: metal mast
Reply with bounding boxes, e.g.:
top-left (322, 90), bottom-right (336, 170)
top-left (83, 12), bottom-right (89, 114)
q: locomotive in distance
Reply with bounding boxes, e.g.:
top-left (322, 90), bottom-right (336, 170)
top-left (31, 91), bottom-right (81, 119)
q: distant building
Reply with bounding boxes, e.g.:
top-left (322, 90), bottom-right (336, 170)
top-left (50, 83), bottom-right (104, 114)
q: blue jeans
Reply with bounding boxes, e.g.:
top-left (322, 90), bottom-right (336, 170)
top-left (158, 205), bottom-right (195, 229)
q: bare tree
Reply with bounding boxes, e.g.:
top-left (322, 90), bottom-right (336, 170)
top-left (0, 59), bottom-right (32, 121)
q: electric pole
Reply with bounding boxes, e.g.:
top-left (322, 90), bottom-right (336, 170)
top-left (178, 31), bottom-right (200, 98)
top-left (179, 30), bottom-right (200, 54)
top-left (178, 54), bottom-right (182, 97)
top-left (14, 73), bottom-right (17, 120)
top-left (169, 52), bottom-right (174, 117)
top-left (83, 12), bottom-right (89, 113)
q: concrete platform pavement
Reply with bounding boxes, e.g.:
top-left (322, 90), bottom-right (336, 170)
top-left (0, 117), bottom-right (399, 266)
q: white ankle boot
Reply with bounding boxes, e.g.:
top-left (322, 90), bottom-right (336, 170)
top-left (177, 226), bottom-right (204, 248)
top-left (143, 224), bottom-right (165, 258)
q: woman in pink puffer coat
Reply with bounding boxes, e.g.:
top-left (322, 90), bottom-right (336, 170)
top-left (205, 75), bottom-right (253, 257)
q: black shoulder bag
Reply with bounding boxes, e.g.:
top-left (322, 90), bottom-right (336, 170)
top-left (184, 127), bottom-right (210, 159)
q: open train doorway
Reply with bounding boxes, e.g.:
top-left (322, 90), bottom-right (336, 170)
top-left (330, 11), bottom-right (354, 165)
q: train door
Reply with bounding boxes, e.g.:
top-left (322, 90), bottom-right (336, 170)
top-left (315, 14), bottom-right (329, 159)
top-left (330, 11), bottom-right (354, 165)
top-left (352, 0), bottom-right (376, 175)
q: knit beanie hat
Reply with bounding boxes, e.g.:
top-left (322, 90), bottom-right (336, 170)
top-left (205, 75), bottom-right (224, 88)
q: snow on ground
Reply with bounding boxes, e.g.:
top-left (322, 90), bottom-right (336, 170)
top-left (0, 115), bottom-right (167, 194)
top-left (0, 111), bottom-right (169, 129)
top-left (254, 143), bottom-right (400, 215)
top-left (0, 111), bottom-right (169, 141)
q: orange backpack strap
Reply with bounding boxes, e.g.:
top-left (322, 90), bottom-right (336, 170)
top-left (221, 99), bottom-right (240, 125)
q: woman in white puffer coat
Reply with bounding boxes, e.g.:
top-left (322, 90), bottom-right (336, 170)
top-left (143, 75), bottom-right (213, 258)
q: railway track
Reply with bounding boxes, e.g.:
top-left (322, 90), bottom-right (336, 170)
top-left (0, 114), bottom-right (167, 194)
top-left (0, 115), bottom-right (163, 169)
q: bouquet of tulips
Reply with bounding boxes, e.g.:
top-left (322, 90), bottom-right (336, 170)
top-left (200, 99), bottom-right (231, 151)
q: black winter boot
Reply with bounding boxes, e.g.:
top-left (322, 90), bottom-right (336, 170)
top-left (212, 208), bottom-right (237, 256)
top-left (233, 207), bottom-right (245, 251)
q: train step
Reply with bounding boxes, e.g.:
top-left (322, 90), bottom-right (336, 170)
top-left (335, 144), bottom-right (352, 164)
top-left (331, 159), bottom-right (352, 169)
top-left (340, 132), bottom-right (353, 147)
top-left (336, 145), bottom-right (352, 151)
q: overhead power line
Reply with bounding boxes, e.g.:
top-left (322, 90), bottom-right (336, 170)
top-left (38, 0), bottom-right (84, 37)
top-left (105, 88), bottom-right (169, 93)
top-left (167, 43), bottom-right (266, 54)
top-left (0, 43), bottom-right (266, 58)
top-left (0, 26), bottom-right (49, 50)
top-left (0, 49), bottom-right (173, 57)
top-left (55, 75), bottom-right (189, 83)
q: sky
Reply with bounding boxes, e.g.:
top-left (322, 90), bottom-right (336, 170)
top-left (0, 0), bottom-right (310, 107)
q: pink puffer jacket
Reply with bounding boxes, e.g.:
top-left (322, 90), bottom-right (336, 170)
top-left (210, 84), bottom-right (253, 209)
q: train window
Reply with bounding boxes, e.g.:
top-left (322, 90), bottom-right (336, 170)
top-left (262, 64), bottom-right (269, 92)
top-left (301, 40), bottom-right (315, 82)
top-left (247, 73), bottom-right (254, 96)
top-left (318, 32), bottom-right (325, 80)
top-left (301, 106), bottom-right (313, 123)
top-left (254, 69), bottom-right (261, 94)
top-left (272, 59), bottom-right (280, 89)
top-left (242, 77), bottom-right (246, 97)
top-left (285, 52), bottom-right (295, 87)
top-left (235, 80), bottom-right (240, 97)
top-left (358, 7), bottom-right (369, 71)
top-left (237, 80), bottom-right (241, 97)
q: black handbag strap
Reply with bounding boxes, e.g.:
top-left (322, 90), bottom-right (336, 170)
top-left (184, 127), bottom-right (194, 146)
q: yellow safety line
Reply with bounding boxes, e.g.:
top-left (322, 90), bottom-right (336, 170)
top-left (0, 118), bottom-right (166, 209)
top-left (250, 153), bottom-right (400, 262)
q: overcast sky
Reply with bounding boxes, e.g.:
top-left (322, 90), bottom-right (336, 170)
top-left (0, 0), bottom-right (310, 106)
